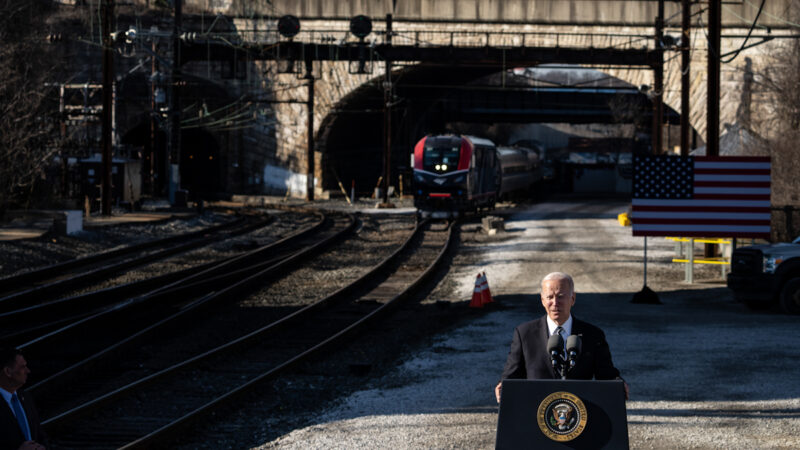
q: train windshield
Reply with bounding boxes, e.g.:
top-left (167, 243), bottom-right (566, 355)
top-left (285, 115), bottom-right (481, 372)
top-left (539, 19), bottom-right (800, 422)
top-left (423, 145), bottom-right (460, 173)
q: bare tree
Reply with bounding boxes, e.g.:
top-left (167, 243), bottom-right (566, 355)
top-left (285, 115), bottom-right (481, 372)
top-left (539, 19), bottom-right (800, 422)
top-left (755, 7), bottom-right (800, 240)
top-left (0, 0), bottom-right (60, 213)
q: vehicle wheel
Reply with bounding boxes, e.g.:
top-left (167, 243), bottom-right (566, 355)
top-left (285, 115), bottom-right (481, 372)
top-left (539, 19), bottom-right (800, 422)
top-left (779, 278), bottom-right (800, 314)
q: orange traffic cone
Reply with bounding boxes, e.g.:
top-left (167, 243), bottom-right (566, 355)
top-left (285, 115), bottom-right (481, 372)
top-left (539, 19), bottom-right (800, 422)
top-left (480, 271), bottom-right (494, 305)
top-left (469, 273), bottom-right (484, 308)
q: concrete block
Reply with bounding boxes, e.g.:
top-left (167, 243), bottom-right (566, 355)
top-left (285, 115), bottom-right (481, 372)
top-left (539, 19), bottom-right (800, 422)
top-left (482, 215), bottom-right (504, 234)
top-left (54, 210), bottom-right (83, 235)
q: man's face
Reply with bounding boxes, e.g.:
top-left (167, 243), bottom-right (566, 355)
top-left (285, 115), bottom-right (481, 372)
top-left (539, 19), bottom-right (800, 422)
top-left (541, 278), bottom-right (575, 325)
top-left (3, 355), bottom-right (30, 391)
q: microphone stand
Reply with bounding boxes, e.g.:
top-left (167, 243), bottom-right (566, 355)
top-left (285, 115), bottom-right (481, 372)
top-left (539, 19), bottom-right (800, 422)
top-left (551, 351), bottom-right (568, 380)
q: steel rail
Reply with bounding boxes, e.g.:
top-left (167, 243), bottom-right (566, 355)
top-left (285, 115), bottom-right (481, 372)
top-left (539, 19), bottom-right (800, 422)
top-left (0, 215), bottom-right (270, 312)
top-left (0, 214), bottom-right (245, 293)
top-left (41, 217), bottom-right (424, 431)
top-left (25, 212), bottom-right (354, 402)
top-left (41, 219), bottom-right (454, 448)
top-left (16, 210), bottom-right (326, 375)
top-left (120, 219), bottom-right (454, 449)
top-left (0, 256), bottom-right (235, 347)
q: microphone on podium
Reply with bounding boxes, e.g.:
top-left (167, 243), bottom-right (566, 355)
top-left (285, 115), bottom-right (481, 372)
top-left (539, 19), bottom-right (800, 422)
top-left (547, 333), bottom-right (565, 378)
top-left (566, 334), bottom-right (582, 369)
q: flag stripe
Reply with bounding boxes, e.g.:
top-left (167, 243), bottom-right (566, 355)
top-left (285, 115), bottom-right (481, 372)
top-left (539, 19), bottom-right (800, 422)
top-left (633, 224), bottom-right (771, 232)
top-left (694, 181), bottom-right (770, 188)
top-left (633, 230), bottom-right (771, 238)
top-left (694, 187), bottom-right (770, 194)
top-left (692, 193), bottom-right (770, 200)
top-left (632, 199), bottom-right (770, 207)
top-left (632, 205), bottom-right (769, 213)
top-left (694, 174), bottom-right (769, 182)
top-left (695, 156), bottom-right (770, 162)
top-left (694, 161), bottom-right (771, 169)
top-left (694, 168), bottom-right (770, 175)
top-left (633, 212), bottom-right (771, 220)
top-left (633, 218), bottom-right (768, 225)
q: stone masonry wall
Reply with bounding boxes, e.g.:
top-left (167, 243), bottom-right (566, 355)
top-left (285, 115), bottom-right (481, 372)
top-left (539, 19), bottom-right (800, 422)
top-left (224, 17), bottom-right (790, 197)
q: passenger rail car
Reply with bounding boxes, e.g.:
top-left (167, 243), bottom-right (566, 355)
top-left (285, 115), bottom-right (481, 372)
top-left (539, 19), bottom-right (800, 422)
top-left (412, 135), bottom-right (499, 217)
top-left (496, 145), bottom-right (543, 199)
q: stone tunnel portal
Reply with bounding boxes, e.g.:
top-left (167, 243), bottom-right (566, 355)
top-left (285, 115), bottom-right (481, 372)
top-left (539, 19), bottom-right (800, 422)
top-left (318, 65), bottom-right (686, 197)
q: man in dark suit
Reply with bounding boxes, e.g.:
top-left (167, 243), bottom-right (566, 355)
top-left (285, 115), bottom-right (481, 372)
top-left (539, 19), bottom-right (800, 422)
top-left (494, 272), bottom-right (629, 403)
top-left (0, 348), bottom-right (46, 450)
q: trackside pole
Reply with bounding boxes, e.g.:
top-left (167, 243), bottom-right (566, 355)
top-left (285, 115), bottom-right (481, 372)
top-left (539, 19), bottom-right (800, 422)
top-left (632, 236), bottom-right (661, 304)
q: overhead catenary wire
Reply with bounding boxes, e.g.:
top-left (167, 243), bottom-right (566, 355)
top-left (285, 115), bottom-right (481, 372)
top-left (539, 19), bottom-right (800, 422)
top-left (743, 0), bottom-right (800, 29)
top-left (720, 0), bottom-right (767, 63)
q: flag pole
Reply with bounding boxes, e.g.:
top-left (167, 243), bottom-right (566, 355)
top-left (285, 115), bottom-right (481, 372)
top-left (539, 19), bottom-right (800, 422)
top-left (632, 236), bottom-right (661, 304)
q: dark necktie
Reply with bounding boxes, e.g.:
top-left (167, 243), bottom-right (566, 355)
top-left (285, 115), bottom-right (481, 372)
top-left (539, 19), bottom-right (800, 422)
top-left (554, 326), bottom-right (565, 354)
top-left (11, 393), bottom-right (31, 441)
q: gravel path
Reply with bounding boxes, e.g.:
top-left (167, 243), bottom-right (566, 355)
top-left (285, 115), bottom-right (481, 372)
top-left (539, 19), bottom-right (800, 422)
top-left (259, 199), bottom-right (800, 449)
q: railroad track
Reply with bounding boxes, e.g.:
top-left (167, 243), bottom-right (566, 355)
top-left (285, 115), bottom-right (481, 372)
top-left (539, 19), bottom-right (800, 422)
top-left (20, 211), bottom-right (354, 404)
top-left (0, 256), bottom-right (234, 346)
top-left (0, 210), bottom-right (321, 347)
top-left (0, 213), bottom-right (268, 312)
top-left (41, 219), bottom-right (454, 449)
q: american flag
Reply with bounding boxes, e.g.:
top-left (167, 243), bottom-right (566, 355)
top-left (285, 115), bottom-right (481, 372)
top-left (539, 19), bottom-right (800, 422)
top-left (632, 155), bottom-right (771, 238)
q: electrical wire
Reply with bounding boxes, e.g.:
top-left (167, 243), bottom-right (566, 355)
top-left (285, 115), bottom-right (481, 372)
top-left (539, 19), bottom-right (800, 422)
top-left (720, 0), bottom-right (766, 63)
top-left (744, 0), bottom-right (800, 29)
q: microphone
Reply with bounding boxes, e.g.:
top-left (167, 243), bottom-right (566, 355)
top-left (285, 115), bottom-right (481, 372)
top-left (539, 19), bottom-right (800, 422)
top-left (566, 334), bottom-right (582, 368)
top-left (547, 333), bottom-right (565, 378)
top-left (547, 332), bottom-right (564, 358)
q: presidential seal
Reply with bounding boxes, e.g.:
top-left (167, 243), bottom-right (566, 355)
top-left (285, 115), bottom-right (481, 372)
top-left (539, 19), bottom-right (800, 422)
top-left (537, 391), bottom-right (588, 442)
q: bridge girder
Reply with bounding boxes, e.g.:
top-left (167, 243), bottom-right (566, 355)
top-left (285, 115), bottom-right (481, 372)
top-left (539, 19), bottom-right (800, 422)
top-left (180, 41), bottom-right (659, 68)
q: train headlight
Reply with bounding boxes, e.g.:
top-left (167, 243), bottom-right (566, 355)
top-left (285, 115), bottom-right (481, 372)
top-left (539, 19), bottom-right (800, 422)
top-left (441, 164), bottom-right (448, 171)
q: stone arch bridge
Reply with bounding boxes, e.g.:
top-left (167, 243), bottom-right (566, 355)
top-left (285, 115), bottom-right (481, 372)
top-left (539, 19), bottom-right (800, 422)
top-left (170, 0), bottom-right (795, 198)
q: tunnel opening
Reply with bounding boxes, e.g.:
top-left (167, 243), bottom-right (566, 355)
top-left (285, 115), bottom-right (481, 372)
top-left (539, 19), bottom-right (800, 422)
top-left (319, 65), bottom-right (693, 198)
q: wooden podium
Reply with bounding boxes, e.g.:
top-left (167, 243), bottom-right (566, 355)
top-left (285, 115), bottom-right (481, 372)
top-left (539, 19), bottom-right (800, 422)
top-left (495, 379), bottom-right (629, 449)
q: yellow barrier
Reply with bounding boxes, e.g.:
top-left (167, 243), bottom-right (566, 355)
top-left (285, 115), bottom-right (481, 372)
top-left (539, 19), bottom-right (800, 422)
top-left (672, 257), bottom-right (729, 265)
top-left (665, 237), bottom-right (731, 245)
top-left (667, 237), bottom-right (732, 282)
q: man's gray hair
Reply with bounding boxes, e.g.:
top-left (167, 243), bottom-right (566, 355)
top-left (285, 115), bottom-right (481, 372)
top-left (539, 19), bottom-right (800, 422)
top-left (541, 272), bottom-right (574, 292)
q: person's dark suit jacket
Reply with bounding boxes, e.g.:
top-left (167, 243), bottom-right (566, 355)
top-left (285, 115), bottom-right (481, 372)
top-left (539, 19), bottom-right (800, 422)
top-left (0, 389), bottom-right (47, 450)
top-left (500, 315), bottom-right (621, 381)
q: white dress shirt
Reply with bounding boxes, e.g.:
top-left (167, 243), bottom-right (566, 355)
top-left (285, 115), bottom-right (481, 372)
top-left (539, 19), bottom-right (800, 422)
top-left (546, 314), bottom-right (573, 340)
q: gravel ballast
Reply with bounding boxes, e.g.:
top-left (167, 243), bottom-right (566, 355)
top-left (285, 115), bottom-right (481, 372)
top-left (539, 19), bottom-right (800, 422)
top-left (258, 199), bottom-right (800, 450)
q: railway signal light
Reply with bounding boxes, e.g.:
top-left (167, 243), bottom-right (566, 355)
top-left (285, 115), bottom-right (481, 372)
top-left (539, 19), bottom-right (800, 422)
top-left (349, 15), bottom-right (372, 39)
top-left (278, 15), bottom-right (300, 39)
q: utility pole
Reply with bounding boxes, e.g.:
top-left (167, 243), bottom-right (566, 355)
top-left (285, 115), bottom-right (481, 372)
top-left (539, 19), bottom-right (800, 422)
top-left (706, 0), bottom-right (721, 258)
top-left (652, 0), bottom-right (664, 154)
top-left (101, 0), bottom-right (114, 215)
top-left (305, 58), bottom-right (315, 202)
top-left (382, 14), bottom-right (393, 206)
top-left (707, 0), bottom-right (721, 157)
top-left (149, 39), bottom-right (157, 196)
top-left (681, 0), bottom-right (691, 156)
top-left (168, 0), bottom-right (182, 203)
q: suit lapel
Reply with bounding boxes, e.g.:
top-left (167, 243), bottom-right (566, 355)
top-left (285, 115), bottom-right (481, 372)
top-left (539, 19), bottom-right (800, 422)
top-left (536, 316), bottom-right (556, 379)
top-left (1, 397), bottom-right (24, 441)
top-left (568, 317), bottom-right (591, 377)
